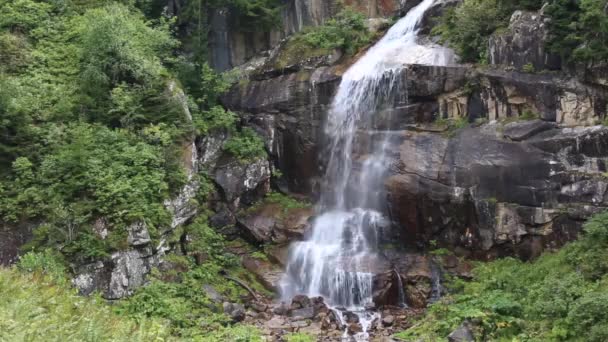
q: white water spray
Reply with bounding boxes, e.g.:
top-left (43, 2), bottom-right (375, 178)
top-left (281, 0), bottom-right (454, 339)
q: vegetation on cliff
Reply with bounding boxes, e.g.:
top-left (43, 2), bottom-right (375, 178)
top-left (397, 211), bottom-right (608, 341)
top-left (0, 0), bottom-right (267, 262)
top-left (274, 8), bottom-right (373, 68)
top-left (434, 0), bottom-right (608, 64)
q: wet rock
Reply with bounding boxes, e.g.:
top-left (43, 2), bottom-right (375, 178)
top-left (348, 322), bottom-right (363, 335)
top-left (272, 302), bottom-right (290, 316)
top-left (291, 294), bottom-right (312, 309)
top-left (290, 307), bottom-right (315, 320)
top-left (223, 302), bottom-right (246, 322)
top-left (161, 135), bottom-right (201, 232)
top-left (127, 221), bottom-right (151, 247)
top-left (343, 311), bottom-right (360, 324)
top-left (387, 123), bottom-right (608, 259)
top-left (503, 120), bottom-right (556, 141)
top-left (382, 315), bottom-right (395, 327)
top-left (242, 257), bottom-right (283, 292)
top-left (237, 203), bottom-right (313, 244)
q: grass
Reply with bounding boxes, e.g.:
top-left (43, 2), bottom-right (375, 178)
top-left (0, 267), bottom-right (171, 341)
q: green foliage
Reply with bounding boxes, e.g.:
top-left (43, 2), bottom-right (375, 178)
top-left (435, 0), bottom-right (608, 65)
top-left (264, 191), bottom-right (310, 211)
top-left (397, 210), bottom-right (608, 341)
top-left (0, 124), bottom-right (174, 261)
top-left (432, 0), bottom-right (541, 63)
top-left (522, 62), bottom-right (535, 73)
top-left (299, 8), bottom-right (371, 54)
top-left (0, 266), bottom-right (171, 341)
top-left (284, 332), bottom-right (316, 342)
top-left (224, 127), bottom-right (267, 162)
top-left (275, 8), bottom-right (371, 67)
top-left (545, 0), bottom-right (608, 64)
top-left (16, 249), bottom-right (68, 285)
top-left (519, 110), bottom-right (539, 120)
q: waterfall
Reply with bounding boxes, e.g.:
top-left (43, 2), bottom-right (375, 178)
top-left (281, 0), bottom-right (454, 339)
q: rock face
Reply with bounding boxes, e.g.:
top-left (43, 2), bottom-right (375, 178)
top-left (225, 6), bottom-right (608, 262)
top-left (387, 108), bottom-right (608, 259)
top-left (224, 67), bottom-right (340, 194)
top-left (207, 0), bottom-right (410, 71)
top-left (73, 248), bottom-right (161, 299)
top-left (489, 10), bottom-right (561, 71)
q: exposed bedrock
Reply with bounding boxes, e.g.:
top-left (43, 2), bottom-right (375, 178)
top-left (225, 52), bottom-right (608, 262)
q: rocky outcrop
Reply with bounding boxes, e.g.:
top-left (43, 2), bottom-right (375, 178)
top-left (227, 46), bottom-right (608, 260)
top-left (387, 121), bottom-right (608, 259)
top-left (489, 10), bottom-right (561, 71)
top-left (237, 203), bottom-right (313, 244)
top-left (224, 67), bottom-right (340, 194)
top-left (73, 248), bottom-right (161, 299)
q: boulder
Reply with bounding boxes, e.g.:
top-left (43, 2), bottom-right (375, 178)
top-left (73, 248), bottom-right (160, 299)
top-left (223, 302), bottom-right (246, 322)
top-left (448, 322), bottom-right (475, 342)
top-left (242, 257), bottom-right (283, 292)
top-left (291, 294), bottom-right (312, 309)
top-left (290, 306), bottom-right (315, 320)
top-left (237, 203), bottom-right (313, 244)
top-left (127, 221), bottom-right (151, 247)
top-left (214, 157), bottom-right (271, 206)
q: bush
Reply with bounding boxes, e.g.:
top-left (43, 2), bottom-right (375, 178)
top-left (275, 8), bottom-right (371, 67)
top-left (16, 249), bottom-right (68, 285)
top-left (432, 0), bottom-right (542, 63)
top-left (223, 127), bottom-right (267, 162)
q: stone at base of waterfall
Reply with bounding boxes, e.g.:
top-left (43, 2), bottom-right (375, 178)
top-left (250, 301), bottom-right (268, 313)
top-left (290, 307), bottom-right (314, 320)
top-left (223, 302), bottom-right (246, 322)
top-left (348, 322), bottom-right (363, 335)
top-left (382, 315), bottom-right (395, 326)
top-left (272, 302), bottom-right (290, 315)
top-left (290, 294), bottom-right (311, 309)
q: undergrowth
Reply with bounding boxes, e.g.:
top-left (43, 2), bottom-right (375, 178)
top-left (396, 210), bottom-right (608, 341)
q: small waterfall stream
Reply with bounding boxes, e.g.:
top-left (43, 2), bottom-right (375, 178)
top-left (281, 0), bottom-right (454, 339)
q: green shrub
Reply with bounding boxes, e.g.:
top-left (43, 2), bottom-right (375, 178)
top-left (223, 127), bottom-right (267, 162)
top-left (522, 62), bottom-right (535, 73)
top-left (300, 8), bottom-right (370, 54)
top-left (275, 8), bottom-right (371, 67)
top-left (432, 0), bottom-right (542, 63)
top-left (16, 249), bottom-right (68, 285)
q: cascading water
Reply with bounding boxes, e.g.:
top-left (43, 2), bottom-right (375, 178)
top-left (281, 0), bottom-right (454, 339)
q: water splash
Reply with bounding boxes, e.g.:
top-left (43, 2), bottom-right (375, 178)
top-left (281, 0), bottom-right (454, 339)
